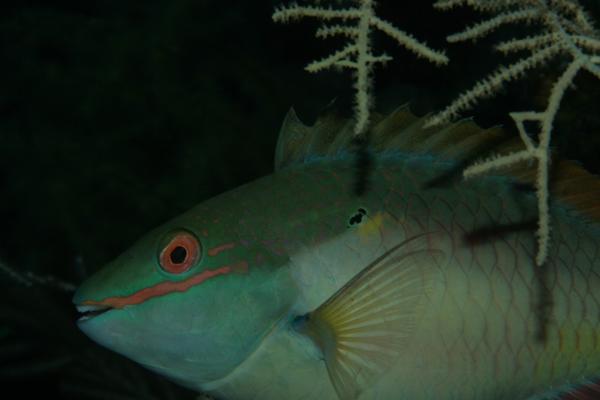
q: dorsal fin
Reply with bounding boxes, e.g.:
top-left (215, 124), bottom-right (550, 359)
top-left (274, 104), bottom-right (600, 224)
top-left (274, 106), bottom-right (354, 171)
top-left (504, 153), bottom-right (600, 223)
top-left (550, 161), bottom-right (600, 221)
top-left (274, 103), bottom-right (505, 170)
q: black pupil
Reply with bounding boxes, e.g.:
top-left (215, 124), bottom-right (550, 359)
top-left (170, 246), bottom-right (187, 264)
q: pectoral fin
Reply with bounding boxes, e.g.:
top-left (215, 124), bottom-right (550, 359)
top-left (295, 235), bottom-right (443, 399)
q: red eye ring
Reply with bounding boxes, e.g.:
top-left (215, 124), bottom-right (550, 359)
top-left (158, 231), bottom-right (201, 274)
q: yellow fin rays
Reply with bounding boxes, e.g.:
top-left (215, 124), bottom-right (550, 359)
top-left (299, 235), bottom-right (444, 399)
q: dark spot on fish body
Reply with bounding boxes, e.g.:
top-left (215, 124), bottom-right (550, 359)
top-left (348, 207), bottom-right (368, 227)
top-left (348, 215), bottom-right (361, 226)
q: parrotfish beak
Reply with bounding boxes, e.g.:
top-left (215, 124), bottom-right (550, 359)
top-left (72, 262), bottom-right (119, 325)
top-left (74, 303), bottom-right (114, 323)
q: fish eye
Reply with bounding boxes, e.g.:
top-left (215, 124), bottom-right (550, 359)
top-left (158, 230), bottom-right (201, 274)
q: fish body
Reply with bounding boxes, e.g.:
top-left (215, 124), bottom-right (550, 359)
top-left (74, 107), bottom-right (600, 399)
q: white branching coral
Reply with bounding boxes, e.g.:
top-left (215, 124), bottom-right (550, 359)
top-left (273, 0), bottom-right (448, 135)
top-left (429, 0), bottom-right (600, 266)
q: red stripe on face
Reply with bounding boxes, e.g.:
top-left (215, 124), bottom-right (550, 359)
top-left (207, 242), bottom-right (236, 257)
top-left (83, 261), bottom-right (249, 309)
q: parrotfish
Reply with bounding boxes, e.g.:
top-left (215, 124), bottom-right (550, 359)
top-left (73, 105), bottom-right (600, 400)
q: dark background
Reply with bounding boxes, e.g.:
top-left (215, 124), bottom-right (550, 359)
top-left (1, 1), bottom-right (598, 398)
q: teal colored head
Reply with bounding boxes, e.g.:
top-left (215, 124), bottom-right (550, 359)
top-left (73, 200), bottom-right (297, 388)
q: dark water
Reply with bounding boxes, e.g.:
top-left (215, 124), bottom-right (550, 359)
top-left (1, 1), bottom-right (599, 398)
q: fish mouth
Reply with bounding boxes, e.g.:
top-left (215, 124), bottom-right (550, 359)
top-left (76, 304), bottom-right (114, 322)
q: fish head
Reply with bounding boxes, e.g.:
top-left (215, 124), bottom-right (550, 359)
top-left (73, 207), bottom-right (297, 387)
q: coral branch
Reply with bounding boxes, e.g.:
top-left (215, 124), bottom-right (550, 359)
top-left (274, 0), bottom-right (448, 135)
top-left (431, 0), bottom-right (599, 266)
